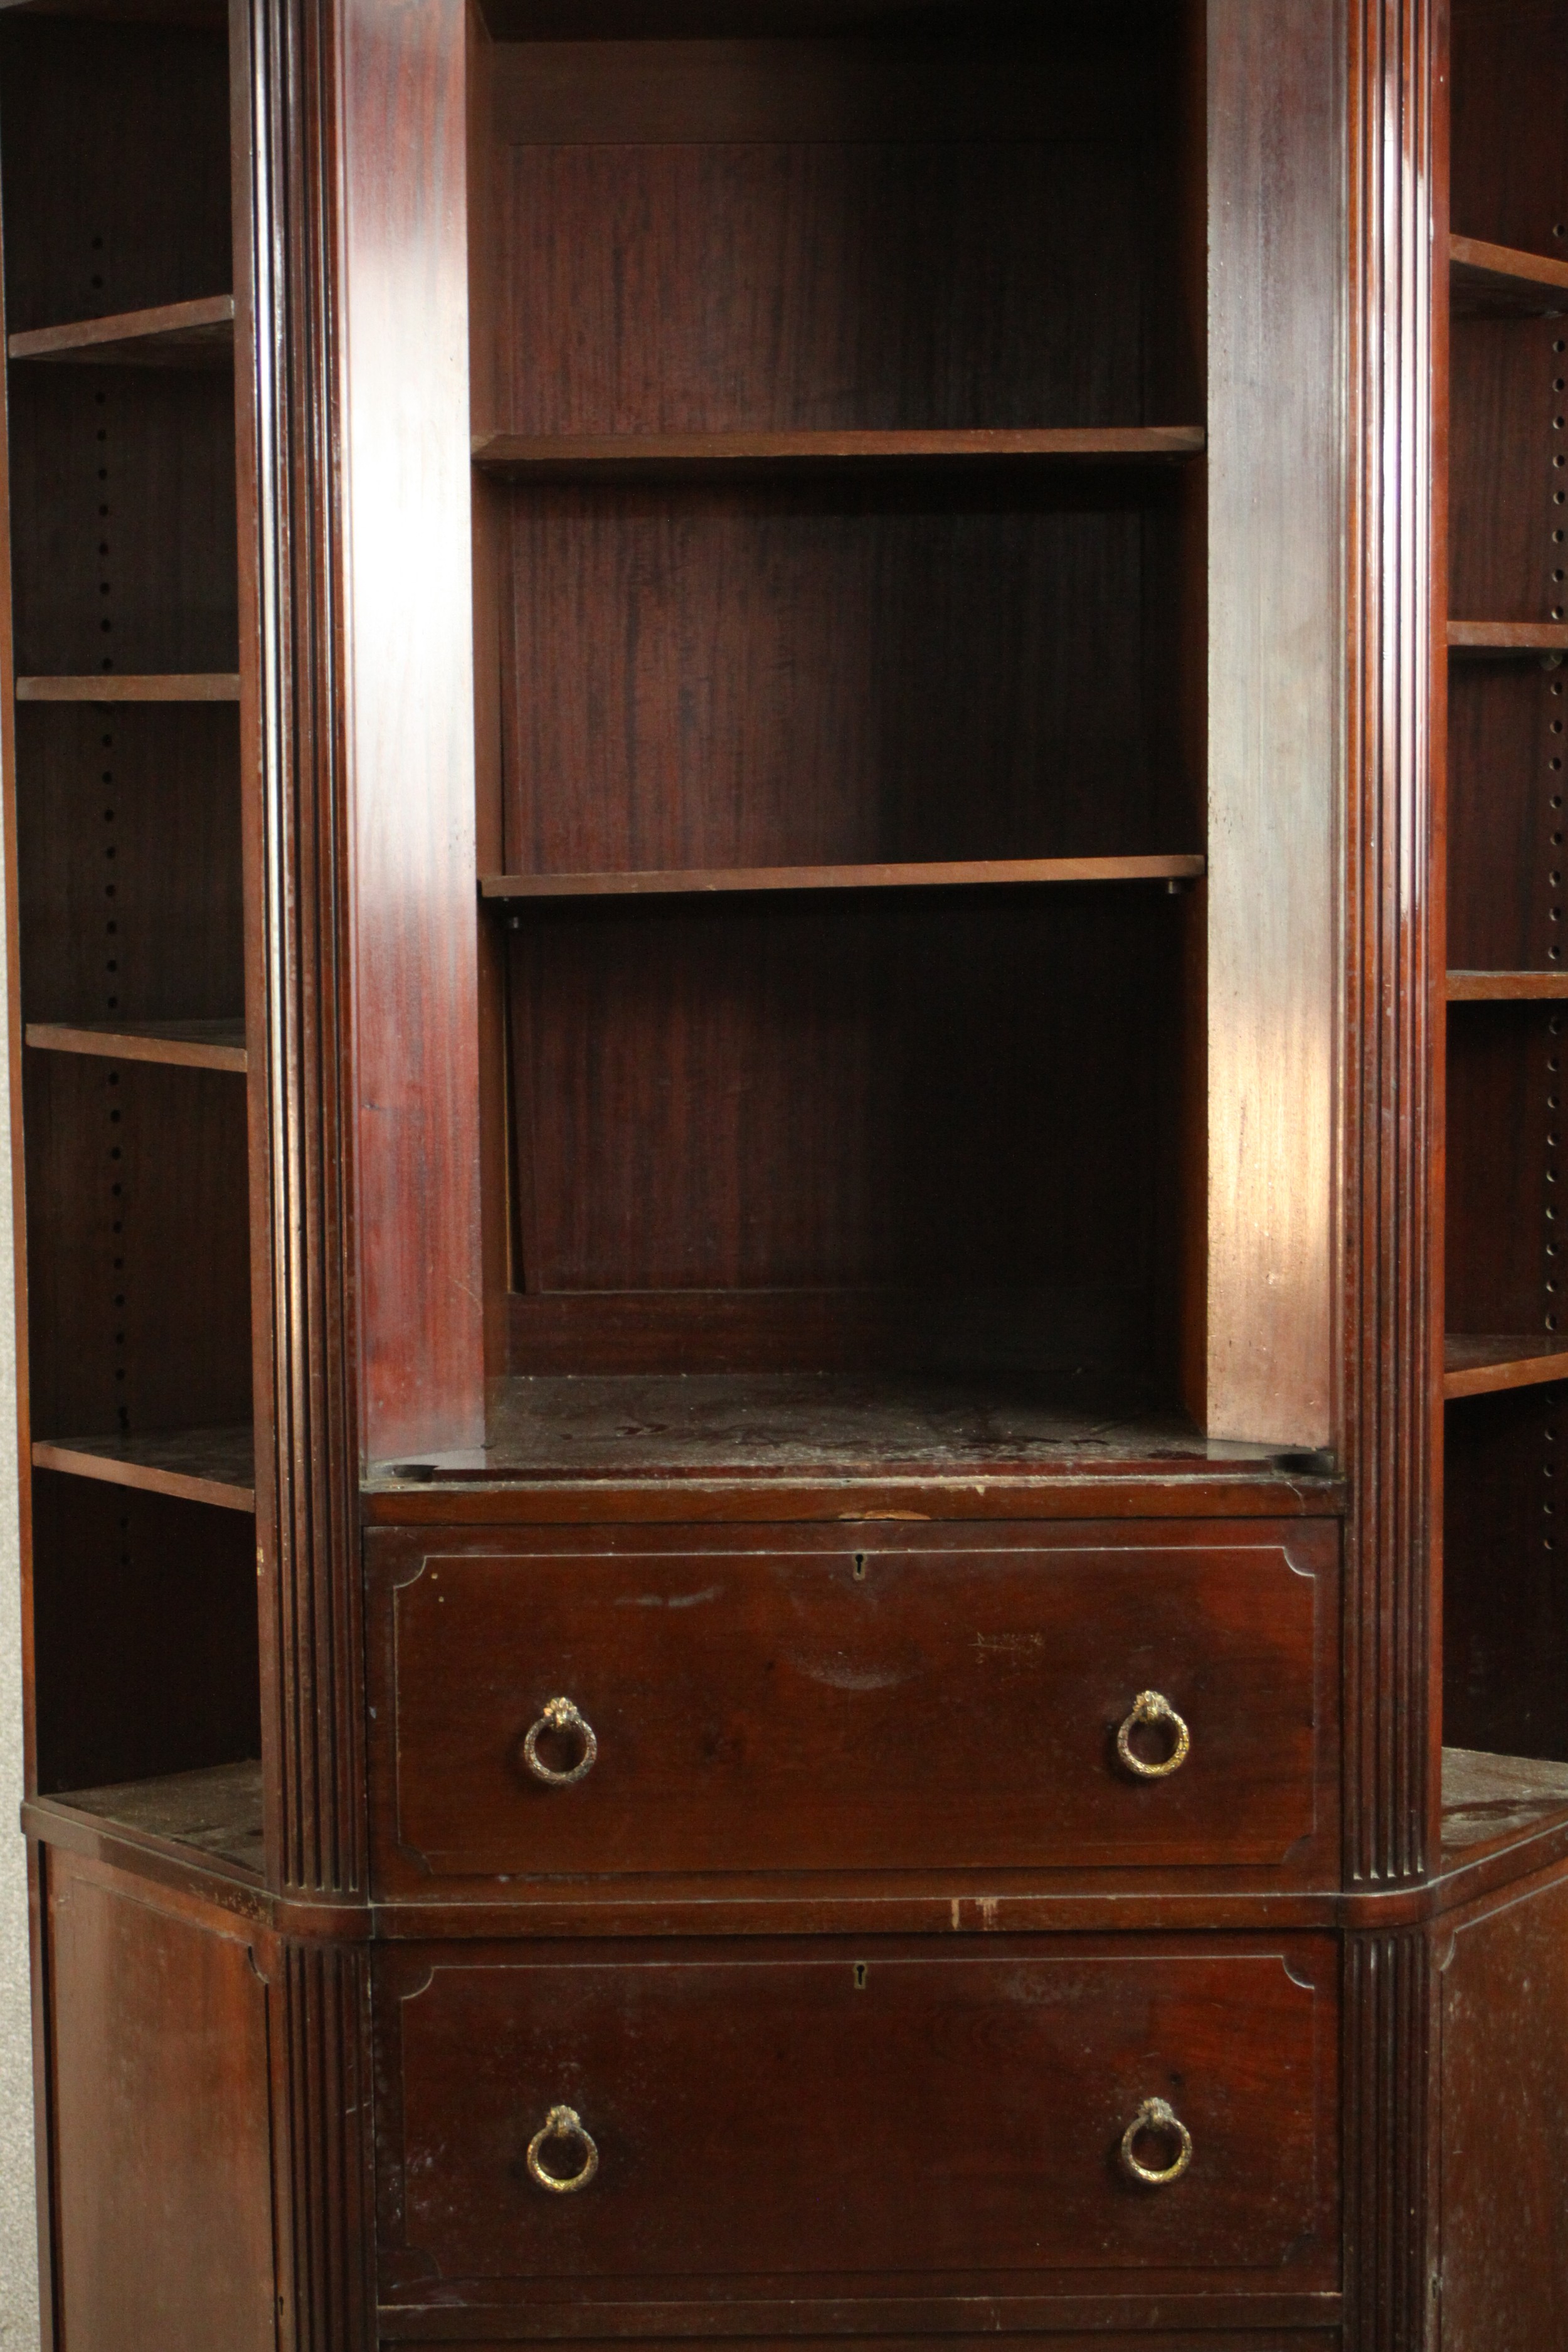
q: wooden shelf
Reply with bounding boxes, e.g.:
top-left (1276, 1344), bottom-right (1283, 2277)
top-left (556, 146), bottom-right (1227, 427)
top-left (1448, 620), bottom-right (1568, 656)
top-left (35, 1759), bottom-right (263, 1882)
top-left (1449, 234), bottom-right (1568, 314)
top-left (472, 426), bottom-right (1207, 481)
top-left (1444, 1335), bottom-right (1568, 1399)
top-left (31, 1426), bottom-right (256, 1513)
top-left (15, 673), bottom-right (241, 703)
top-left (7, 294), bottom-right (235, 368)
top-left (482, 854), bottom-right (1206, 903)
top-left (1446, 971), bottom-right (1568, 1000)
top-left (25, 1017), bottom-right (246, 1073)
top-left (1442, 1747), bottom-right (1568, 1863)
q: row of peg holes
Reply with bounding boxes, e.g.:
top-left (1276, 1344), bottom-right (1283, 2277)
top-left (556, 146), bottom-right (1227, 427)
top-left (90, 231), bottom-right (127, 1431)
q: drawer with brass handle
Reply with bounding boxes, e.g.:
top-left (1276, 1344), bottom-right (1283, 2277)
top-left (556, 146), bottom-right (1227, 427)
top-left (367, 1519), bottom-right (1338, 1894)
top-left (373, 1934), bottom-right (1340, 2318)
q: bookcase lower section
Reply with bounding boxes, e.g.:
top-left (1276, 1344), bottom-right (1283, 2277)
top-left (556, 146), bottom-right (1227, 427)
top-left (26, 1822), bottom-right (1568, 2352)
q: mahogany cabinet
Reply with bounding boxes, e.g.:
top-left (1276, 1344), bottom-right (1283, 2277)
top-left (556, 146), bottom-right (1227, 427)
top-left (0, 0), bottom-right (1562, 2346)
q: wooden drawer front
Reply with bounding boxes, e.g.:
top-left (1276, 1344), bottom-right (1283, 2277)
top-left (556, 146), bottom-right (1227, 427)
top-left (376, 1939), bottom-right (1340, 2300)
top-left (373, 1524), bottom-right (1335, 1885)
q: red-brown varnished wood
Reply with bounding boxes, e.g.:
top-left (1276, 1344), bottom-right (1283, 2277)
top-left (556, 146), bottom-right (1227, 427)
top-left (1447, 968), bottom-right (1568, 996)
top-left (374, 1931), bottom-right (1341, 2318)
top-left (31, 1424), bottom-right (254, 1510)
top-left (1448, 619), bottom-right (1568, 651)
top-left (473, 428), bottom-right (1208, 479)
top-left (8, 292), bottom-right (234, 365)
top-left (15, 672), bottom-right (240, 701)
top-left (1450, 232), bottom-right (1568, 312)
top-left (25, 1017), bottom-right (246, 1070)
top-left (484, 857), bottom-right (1205, 900)
top-left (368, 1519), bottom-right (1338, 1895)
top-left (1442, 1332), bottom-right (1568, 1397)
top-left (43, 1846), bottom-right (275, 2352)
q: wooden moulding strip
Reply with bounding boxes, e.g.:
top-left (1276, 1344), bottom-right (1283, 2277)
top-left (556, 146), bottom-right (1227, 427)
top-left (471, 426), bottom-right (1209, 478)
top-left (24, 1020), bottom-right (248, 1074)
top-left (1447, 621), bottom-right (1568, 654)
top-left (31, 1432), bottom-right (256, 1515)
top-left (14, 674), bottom-right (241, 702)
top-left (1449, 233), bottom-right (1568, 310)
top-left (1443, 1337), bottom-right (1568, 1401)
top-left (482, 854), bottom-right (1207, 901)
top-left (1446, 971), bottom-right (1568, 1000)
top-left (7, 294), bottom-right (235, 365)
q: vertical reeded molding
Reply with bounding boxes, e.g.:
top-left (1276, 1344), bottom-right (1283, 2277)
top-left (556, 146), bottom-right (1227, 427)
top-left (235, 0), bottom-right (366, 1899)
top-left (1343, 1931), bottom-right (1440, 2351)
top-left (1344, 0), bottom-right (1440, 1887)
top-left (270, 1942), bottom-right (376, 2352)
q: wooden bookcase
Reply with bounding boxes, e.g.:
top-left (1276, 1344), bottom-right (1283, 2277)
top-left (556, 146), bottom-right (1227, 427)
top-left (0, 0), bottom-right (1563, 2346)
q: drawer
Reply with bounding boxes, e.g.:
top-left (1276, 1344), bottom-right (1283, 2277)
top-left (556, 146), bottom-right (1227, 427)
top-left (367, 1521), bottom-right (1338, 1892)
top-left (374, 1935), bottom-right (1340, 2313)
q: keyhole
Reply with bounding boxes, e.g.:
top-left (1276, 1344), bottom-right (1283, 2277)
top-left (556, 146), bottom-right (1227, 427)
top-left (852, 1552), bottom-right (867, 1581)
top-left (853, 1963), bottom-right (868, 1991)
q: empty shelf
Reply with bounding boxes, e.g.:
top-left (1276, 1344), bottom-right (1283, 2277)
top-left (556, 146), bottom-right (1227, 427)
top-left (8, 294), bottom-right (235, 367)
top-left (1444, 1335), bottom-right (1568, 1399)
top-left (1449, 235), bottom-right (1568, 314)
top-left (16, 673), bottom-right (240, 702)
top-left (1448, 621), bottom-right (1568, 655)
top-left (32, 1426), bottom-right (256, 1513)
top-left (1443, 1747), bottom-right (1568, 1862)
top-left (1447, 971), bottom-right (1568, 1000)
top-left (40, 1759), bottom-right (263, 1880)
top-left (25, 1018), bottom-right (246, 1073)
top-left (472, 426), bottom-right (1207, 480)
top-left (482, 854), bottom-right (1206, 901)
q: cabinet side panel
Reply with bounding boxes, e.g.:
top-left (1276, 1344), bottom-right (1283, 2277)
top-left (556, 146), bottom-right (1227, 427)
top-left (1439, 1865), bottom-right (1568, 2350)
top-left (1205, 0), bottom-right (1342, 1448)
top-left (45, 1851), bottom-right (275, 2352)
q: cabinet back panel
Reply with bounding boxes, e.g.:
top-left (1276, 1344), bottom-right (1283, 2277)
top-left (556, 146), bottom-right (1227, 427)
top-left (1448, 663), bottom-right (1568, 972)
top-left (1445, 1002), bottom-right (1562, 1335)
top-left (507, 891), bottom-right (1184, 1377)
top-left (23, 1054), bottom-right (252, 1437)
top-left (7, 364), bottom-right (238, 677)
top-left (15, 704), bottom-right (242, 1025)
top-left (0, 14), bottom-right (229, 333)
top-left (1451, 0), bottom-right (1568, 258)
top-left (32, 1478), bottom-right (259, 1793)
top-left (1449, 316), bottom-right (1567, 628)
top-left (1446, 1383), bottom-right (1568, 1761)
top-left (482, 19), bottom-right (1196, 435)
top-left (501, 485), bottom-right (1194, 872)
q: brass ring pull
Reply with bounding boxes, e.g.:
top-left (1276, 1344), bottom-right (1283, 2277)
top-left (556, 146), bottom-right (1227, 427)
top-left (1115, 1690), bottom-right (1191, 1781)
top-left (523, 1696), bottom-right (598, 1787)
top-left (527, 2104), bottom-right (599, 2194)
top-left (1119, 2097), bottom-right (1194, 2187)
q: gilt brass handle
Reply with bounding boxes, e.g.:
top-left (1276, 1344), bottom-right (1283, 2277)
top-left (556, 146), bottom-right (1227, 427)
top-left (1119, 2097), bottom-right (1194, 2187)
top-left (524, 1696), bottom-right (598, 1786)
top-left (527, 2104), bottom-right (599, 2193)
top-left (1115, 1690), bottom-right (1190, 1781)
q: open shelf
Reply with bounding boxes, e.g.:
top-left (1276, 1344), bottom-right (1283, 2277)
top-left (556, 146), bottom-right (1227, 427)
top-left (36, 1757), bottom-right (263, 1880)
top-left (1448, 621), bottom-right (1568, 655)
top-left (31, 1426), bottom-right (255, 1513)
top-left (1449, 233), bottom-right (1568, 313)
top-left (24, 1017), bottom-right (246, 1073)
top-left (1441, 1747), bottom-right (1568, 1863)
top-left (1444, 1334), bottom-right (1568, 1399)
top-left (483, 855), bottom-right (1205, 903)
top-left (15, 673), bottom-right (240, 702)
top-left (1447, 970), bottom-right (1568, 999)
top-left (472, 427), bottom-right (1207, 482)
top-left (7, 293), bottom-right (234, 368)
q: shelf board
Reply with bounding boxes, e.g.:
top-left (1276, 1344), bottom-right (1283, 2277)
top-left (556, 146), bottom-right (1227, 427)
top-left (1448, 620), bottom-right (1568, 656)
top-left (482, 854), bottom-right (1206, 902)
top-left (37, 1759), bottom-right (263, 1882)
top-left (1446, 970), bottom-right (1568, 1000)
top-left (472, 426), bottom-right (1207, 481)
top-left (15, 673), bottom-right (241, 703)
top-left (1444, 1334), bottom-right (1568, 1399)
top-left (1449, 234), bottom-right (1568, 314)
top-left (31, 1426), bottom-right (256, 1513)
top-left (25, 1017), bottom-right (246, 1073)
top-left (7, 294), bottom-right (235, 368)
top-left (1443, 1747), bottom-right (1568, 1863)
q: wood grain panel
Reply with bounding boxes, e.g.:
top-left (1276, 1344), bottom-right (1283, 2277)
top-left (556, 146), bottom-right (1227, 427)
top-left (0, 14), bottom-right (230, 332)
top-left (1444, 1380), bottom-right (1568, 1759)
top-left (1447, 657), bottom-right (1568, 971)
top-left (9, 292), bottom-right (234, 364)
top-left (1451, 0), bottom-right (1568, 258)
top-left (31, 1477), bottom-right (260, 1792)
top-left (375, 1527), bottom-right (1333, 1887)
top-left (1445, 1000), bottom-right (1560, 1336)
top-left (339, 0), bottom-right (484, 1460)
top-left (486, 857), bottom-right (1205, 899)
top-left (46, 1851), bottom-right (274, 2352)
top-left (502, 484), bottom-right (1192, 873)
top-left (1449, 314), bottom-right (1568, 626)
top-left (376, 1936), bottom-right (1339, 2296)
top-left (507, 892), bottom-right (1185, 1382)
top-left (1205, 0), bottom-right (1340, 1448)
